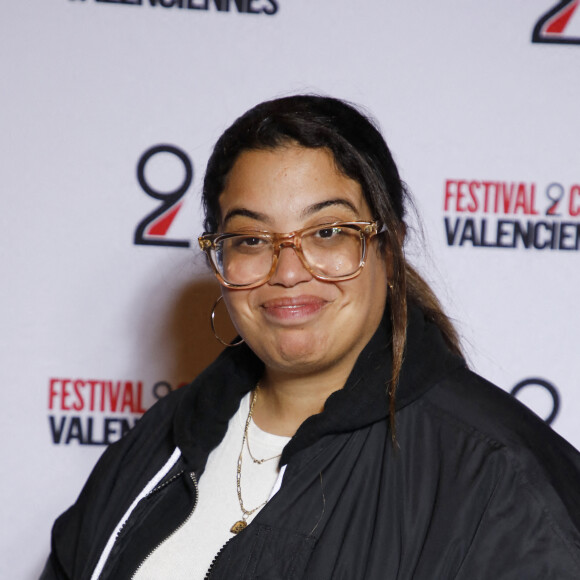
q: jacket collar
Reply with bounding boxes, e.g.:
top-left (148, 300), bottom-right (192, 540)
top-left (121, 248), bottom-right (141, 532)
top-left (173, 304), bottom-right (465, 472)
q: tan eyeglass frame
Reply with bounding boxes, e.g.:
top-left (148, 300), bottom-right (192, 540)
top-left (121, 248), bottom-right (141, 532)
top-left (198, 221), bottom-right (379, 289)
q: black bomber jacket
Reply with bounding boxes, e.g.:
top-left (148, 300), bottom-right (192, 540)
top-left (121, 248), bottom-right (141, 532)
top-left (41, 306), bottom-right (580, 579)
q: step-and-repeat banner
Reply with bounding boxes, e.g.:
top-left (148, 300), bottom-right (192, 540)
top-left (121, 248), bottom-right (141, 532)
top-left (2, 1), bottom-right (579, 577)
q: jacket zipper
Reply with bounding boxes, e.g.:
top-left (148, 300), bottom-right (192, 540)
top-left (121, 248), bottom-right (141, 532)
top-left (91, 448), bottom-right (183, 580)
top-left (203, 535), bottom-right (235, 580)
top-left (130, 471), bottom-right (199, 579)
top-left (112, 469), bottom-right (185, 551)
top-left (203, 464), bottom-right (288, 579)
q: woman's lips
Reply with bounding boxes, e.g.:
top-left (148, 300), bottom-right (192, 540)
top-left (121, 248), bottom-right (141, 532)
top-left (261, 295), bottom-right (329, 322)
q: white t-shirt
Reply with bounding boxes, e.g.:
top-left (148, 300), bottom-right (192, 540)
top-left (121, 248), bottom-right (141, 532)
top-left (134, 392), bottom-right (290, 579)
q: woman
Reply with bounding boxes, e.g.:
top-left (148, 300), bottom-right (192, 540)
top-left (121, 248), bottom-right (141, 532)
top-left (42, 96), bottom-right (580, 579)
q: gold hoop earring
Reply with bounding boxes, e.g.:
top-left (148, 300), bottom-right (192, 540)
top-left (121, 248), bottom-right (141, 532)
top-left (210, 295), bottom-right (244, 347)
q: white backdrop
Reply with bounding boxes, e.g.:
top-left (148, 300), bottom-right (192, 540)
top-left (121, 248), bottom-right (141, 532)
top-left (2, 1), bottom-right (579, 577)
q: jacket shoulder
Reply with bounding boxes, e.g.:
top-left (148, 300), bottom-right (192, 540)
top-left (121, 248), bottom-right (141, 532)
top-left (412, 366), bottom-right (580, 574)
top-left (423, 366), bottom-right (579, 459)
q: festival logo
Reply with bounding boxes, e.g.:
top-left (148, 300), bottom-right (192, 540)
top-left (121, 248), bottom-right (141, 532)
top-left (443, 179), bottom-right (580, 250)
top-left (511, 377), bottom-right (560, 425)
top-left (48, 377), bottom-right (184, 445)
top-left (70, 0), bottom-right (279, 15)
top-left (134, 145), bottom-right (193, 248)
top-left (533, 0), bottom-right (580, 44)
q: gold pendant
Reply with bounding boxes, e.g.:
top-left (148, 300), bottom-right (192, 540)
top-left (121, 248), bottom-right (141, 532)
top-left (230, 520), bottom-right (247, 534)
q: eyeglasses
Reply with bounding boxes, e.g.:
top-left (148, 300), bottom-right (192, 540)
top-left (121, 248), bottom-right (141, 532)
top-left (198, 221), bottom-right (380, 289)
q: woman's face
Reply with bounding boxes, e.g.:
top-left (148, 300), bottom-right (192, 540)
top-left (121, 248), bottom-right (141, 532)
top-left (218, 145), bottom-right (388, 379)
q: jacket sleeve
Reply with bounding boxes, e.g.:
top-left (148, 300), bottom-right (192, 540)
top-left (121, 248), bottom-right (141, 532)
top-left (40, 548), bottom-right (69, 580)
top-left (38, 390), bottom-right (184, 580)
top-left (454, 447), bottom-right (580, 579)
top-left (38, 433), bottom-right (145, 580)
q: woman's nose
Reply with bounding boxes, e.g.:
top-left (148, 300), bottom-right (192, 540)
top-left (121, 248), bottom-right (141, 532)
top-left (268, 246), bottom-right (313, 287)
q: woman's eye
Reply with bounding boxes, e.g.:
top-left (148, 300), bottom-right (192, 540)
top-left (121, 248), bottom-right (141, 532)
top-left (243, 236), bottom-right (266, 246)
top-left (316, 227), bottom-right (342, 239)
top-left (232, 236), bottom-right (267, 249)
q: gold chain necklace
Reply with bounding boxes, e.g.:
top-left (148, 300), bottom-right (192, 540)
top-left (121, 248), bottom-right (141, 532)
top-left (246, 385), bottom-right (283, 465)
top-left (230, 386), bottom-right (280, 534)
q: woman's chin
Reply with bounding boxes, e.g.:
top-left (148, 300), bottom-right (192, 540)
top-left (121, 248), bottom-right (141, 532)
top-left (254, 331), bottom-right (330, 373)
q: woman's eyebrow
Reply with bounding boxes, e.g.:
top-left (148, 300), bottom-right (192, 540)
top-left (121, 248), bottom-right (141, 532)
top-left (223, 198), bottom-right (359, 226)
top-left (222, 207), bottom-right (271, 226)
top-left (301, 198), bottom-right (359, 218)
